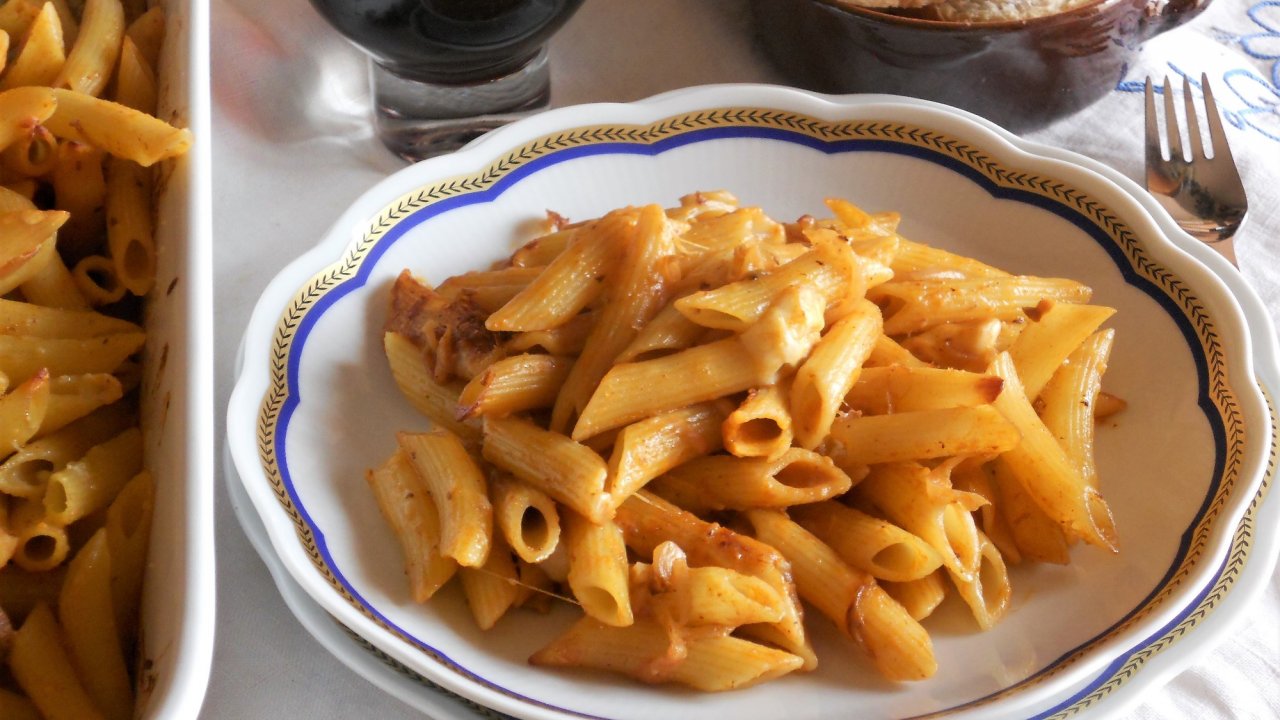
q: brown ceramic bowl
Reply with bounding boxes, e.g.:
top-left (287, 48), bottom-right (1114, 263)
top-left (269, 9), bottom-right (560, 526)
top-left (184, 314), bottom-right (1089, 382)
top-left (749, 0), bottom-right (1210, 131)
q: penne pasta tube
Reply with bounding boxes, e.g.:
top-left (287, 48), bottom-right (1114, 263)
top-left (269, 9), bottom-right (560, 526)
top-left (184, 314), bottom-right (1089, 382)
top-left (722, 381), bottom-right (792, 460)
top-left (952, 457), bottom-right (1021, 565)
top-left (43, 88), bottom-right (193, 166)
top-left (0, 400), bottom-right (134, 498)
top-left (564, 511), bottom-right (633, 627)
top-left (947, 529), bottom-right (1011, 631)
top-left (635, 542), bottom-right (784, 628)
top-left (852, 462), bottom-right (986, 579)
top-left (742, 509), bottom-right (935, 681)
top-left (988, 352), bottom-right (1117, 551)
top-left (827, 405), bottom-right (1020, 467)
top-left (482, 415), bottom-right (609, 523)
top-left (505, 310), bottom-right (595, 356)
top-left (789, 299), bottom-right (881, 448)
top-left (10, 499), bottom-right (70, 573)
top-left (50, 141), bottom-right (106, 255)
top-left (872, 276), bottom-right (1091, 335)
top-left (531, 617), bottom-right (804, 691)
top-left (9, 603), bottom-right (107, 720)
top-left (52, 0), bottom-right (124, 97)
top-left (615, 299), bottom-right (706, 363)
top-left (674, 239), bottom-right (862, 332)
top-left (0, 332), bottom-right (144, 381)
top-left (397, 430), bottom-right (492, 567)
top-left (791, 502), bottom-right (943, 583)
top-left (573, 285), bottom-right (824, 440)
top-left (491, 475), bottom-right (560, 564)
top-left (436, 266), bottom-right (544, 313)
top-left (992, 459), bottom-right (1070, 564)
top-left (58, 529), bottom-right (132, 720)
top-left (383, 332), bottom-right (481, 446)
top-left (0, 296), bottom-right (141, 338)
top-left (650, 448), bottom-right (853, 513)
top-left (888, 238), bottom-right (1008, 279)
top-left (70, 254), bottom-right (128, 306)
top-left (103, 470), bottom-right (151, 639)
top-left (365, 450), bottom-right (458, 602)
top-left (0, 209), bottom-right (68, 296)
top-left (485, 210), bottom-right (631, 332)
top-left (42, 427), bottom-right (143, 525)
top-left (882, 570), bottom-right (949, 621)
top-left (551, 204), bottom-right (675, 433)
top-left (845, 365), bottom-right (1004, 415)
top-left (37, 373), bottom-right (123, 436)
top-left (114, 37), bottom-right (156, 114)
top-left (104, 157), bottom-right (155, 295)
top-left (457, 353), bottom-right (570, 420)
top-left (509, 226), bottom-right (573, 268)
top-left (607, 401), bottom-right (728, 502)
top-left (124, 7), bottom-right (164, 72)
top-left (614, 492), bottom-right (811, 666)
top-left (1040, 329), bottom-right (1115, 491)
top-left (0, 3), bottom-right (65, 92)
top-left (20, 249), bottom-right (89, 310)
top-left (1008, 302), bottom-right (1115, 401)
top-left (458, 534), bottom-right (519, 630)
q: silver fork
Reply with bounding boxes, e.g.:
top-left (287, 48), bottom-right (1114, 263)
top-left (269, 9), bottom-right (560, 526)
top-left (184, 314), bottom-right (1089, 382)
top-left (1144, 74), bottom-right (1248, 267)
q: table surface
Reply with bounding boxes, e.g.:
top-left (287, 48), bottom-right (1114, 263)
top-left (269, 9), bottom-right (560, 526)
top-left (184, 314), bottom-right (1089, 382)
top-left (209, 0), bottom-right (1280, 717)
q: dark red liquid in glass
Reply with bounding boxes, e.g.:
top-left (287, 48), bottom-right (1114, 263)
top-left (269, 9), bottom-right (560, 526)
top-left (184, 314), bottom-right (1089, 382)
top-left (309, 0), bottom-right (584, 83)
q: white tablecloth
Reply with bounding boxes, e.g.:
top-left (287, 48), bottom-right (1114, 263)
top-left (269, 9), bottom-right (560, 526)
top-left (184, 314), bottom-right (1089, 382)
top-left (210, 0), bottom-right (1280, 717)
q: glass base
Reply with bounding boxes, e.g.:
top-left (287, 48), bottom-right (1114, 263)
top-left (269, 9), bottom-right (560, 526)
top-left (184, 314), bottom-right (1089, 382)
top-left (371, 49), bottom-right (551, 161)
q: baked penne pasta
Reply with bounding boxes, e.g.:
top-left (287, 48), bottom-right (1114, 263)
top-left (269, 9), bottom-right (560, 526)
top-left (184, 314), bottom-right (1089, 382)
top-left (485, 211), bottom-right (630, 332)
top-left (366, 450), bottom-right (458, 602)
top-left (370, 193), bottom-right (1124, 692)
top-left (827, 405), bottom-right (1020, 467)
top-left (649, 448), bottom-right (853, 513)
top-left (791, 501), bottom-right (942, 583)
top-left (573, 285), bottom-right (824, 440)
top-left (607, 401), bottom-right (728, 502)
top-left (563, 511), bottom-right (633, 627)
top-left (988, 352), bottom-right (1117, 551)
top-left (742, 509), bottom-right (936, 681)
top-left (491, 474), bottom-right (560, 564)
top-left (51, 0), bottom-right (123, 97)
top-left (531, 617), bottom-right (804, 691)
top-left (0, 3), bottom-right (65, 92)
top-left (397, 430), bottom-right (491, 567)
top-left (789, 299), bottom-right (880, 449)
top-left (458, 534), bottom-right (519, 630)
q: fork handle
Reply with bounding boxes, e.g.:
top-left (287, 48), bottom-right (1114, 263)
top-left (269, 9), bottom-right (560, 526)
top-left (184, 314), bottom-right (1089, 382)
top-left (1140, 0), bottom-right (1211, 40)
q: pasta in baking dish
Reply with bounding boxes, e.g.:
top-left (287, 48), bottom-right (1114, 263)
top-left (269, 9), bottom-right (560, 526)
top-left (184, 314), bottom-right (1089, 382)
top-left (366, 191), bottom-right (1123, 691)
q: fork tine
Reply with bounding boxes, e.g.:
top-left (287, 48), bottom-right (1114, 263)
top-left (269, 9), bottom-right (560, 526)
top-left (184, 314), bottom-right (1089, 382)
top-left (1162, 76), bottom-right (1183, 161)
top-left (1200, 73), bottom-right (1239, 166)
top-left (1144, 77), bottom-right (1162, 164)
top-left (1181, 75), bottom-right (1204, 159)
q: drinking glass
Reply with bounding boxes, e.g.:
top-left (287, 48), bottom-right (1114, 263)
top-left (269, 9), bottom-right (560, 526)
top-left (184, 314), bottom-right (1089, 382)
top-left (308, 0), bottom-right (586, 160)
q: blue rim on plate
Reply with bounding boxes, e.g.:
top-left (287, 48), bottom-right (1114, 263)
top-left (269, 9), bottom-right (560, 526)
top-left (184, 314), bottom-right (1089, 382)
top-left (239, 95), bottom-right (1273, 719)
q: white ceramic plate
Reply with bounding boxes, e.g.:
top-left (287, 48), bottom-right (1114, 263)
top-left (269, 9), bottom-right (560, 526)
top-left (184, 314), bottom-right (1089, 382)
top-left (226, 85), bottom-right (1278, 720)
